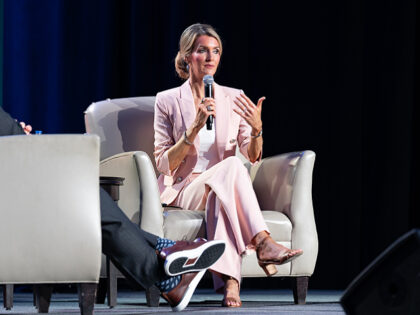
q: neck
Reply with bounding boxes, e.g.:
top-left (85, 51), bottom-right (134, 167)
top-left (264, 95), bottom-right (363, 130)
top-left (189, 75), bottom-right (205, 100)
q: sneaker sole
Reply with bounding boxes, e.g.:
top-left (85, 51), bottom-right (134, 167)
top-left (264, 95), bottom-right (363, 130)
top-left (171, 270), bottom-right (205, 312)
top-left (165, 240), bottom-right (225, 276)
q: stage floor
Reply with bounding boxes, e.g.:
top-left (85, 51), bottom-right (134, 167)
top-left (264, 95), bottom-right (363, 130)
top-left (0, 288), bottom-right (344, 314)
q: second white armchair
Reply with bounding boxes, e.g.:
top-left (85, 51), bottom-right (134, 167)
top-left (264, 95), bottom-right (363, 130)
top-left (85, 96), bottom-right (318, 306)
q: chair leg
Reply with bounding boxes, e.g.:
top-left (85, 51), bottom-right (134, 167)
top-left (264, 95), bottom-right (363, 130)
top-left (34, 284), bottom-right (53, 313)
top-left (291, 276), bottom-right (309, 305)
top-left (3, 284), bottom-right (14, 310)
top-left (146, 285), bottom-right (160, 307)
top-left (78, 283), bottom-right (97, 315)
top-left (95, 278), bottom-right (107, 304)
top-left (106, 256), bottom-right (118, 308)
top-left (33, 288), bottom-right (37, 306)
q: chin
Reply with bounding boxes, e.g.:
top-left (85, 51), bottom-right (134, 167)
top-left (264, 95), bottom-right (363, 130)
top-left (203, 70), bottom-right (216, 77)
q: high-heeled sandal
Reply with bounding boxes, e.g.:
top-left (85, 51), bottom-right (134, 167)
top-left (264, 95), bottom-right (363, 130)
top-left (256, 236), bottom-right (303, 276)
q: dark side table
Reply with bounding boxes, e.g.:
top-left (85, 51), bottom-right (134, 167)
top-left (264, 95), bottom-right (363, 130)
top-left (99, 176), bottom-right (124, 308)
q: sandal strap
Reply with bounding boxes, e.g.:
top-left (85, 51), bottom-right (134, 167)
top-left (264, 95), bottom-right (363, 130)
top-left (255, 235), bottom-right (271, 250)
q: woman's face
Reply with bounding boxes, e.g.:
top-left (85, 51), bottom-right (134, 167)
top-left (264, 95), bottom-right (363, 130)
top-left (187, 35), bottom-right (221, 80)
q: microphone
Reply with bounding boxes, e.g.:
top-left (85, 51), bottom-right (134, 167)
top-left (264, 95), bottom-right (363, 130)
top-left (203, 75), bottom-right (214, 130)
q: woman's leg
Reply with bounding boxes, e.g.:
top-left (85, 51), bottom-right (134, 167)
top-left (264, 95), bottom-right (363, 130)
top-left (221, 276), bottom-right (242, 307)
top-left (174, 157), bottom-right (268, 289)
top-left (206, 191), bottom-right (242, 307)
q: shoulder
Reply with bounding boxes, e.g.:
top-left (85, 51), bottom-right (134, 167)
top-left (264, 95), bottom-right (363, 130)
top-left (156, 86), bottom-right (180, 100)
top-left (216, 83), bottom-right (243, 98)
top-left (156, 87), bottom-right (179, 108)
top-left (155, 85), bottom-right (182, 111)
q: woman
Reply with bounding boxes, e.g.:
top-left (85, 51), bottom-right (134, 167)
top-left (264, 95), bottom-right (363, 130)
top-left (154, 23), bottom-right (303, 307)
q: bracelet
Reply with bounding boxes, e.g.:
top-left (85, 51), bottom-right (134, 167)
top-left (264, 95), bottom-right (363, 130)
top-left (183, 130), bottom-right (193, 145)
top-left (251, 129), bottom-right (263, 138)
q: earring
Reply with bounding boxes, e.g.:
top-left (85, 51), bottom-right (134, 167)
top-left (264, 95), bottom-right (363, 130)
top-left (186, 64), bottom-right (190, 71)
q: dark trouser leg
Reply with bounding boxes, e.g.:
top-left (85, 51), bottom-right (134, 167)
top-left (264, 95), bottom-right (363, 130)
top-left (100, 188), bottom-right (166, 289)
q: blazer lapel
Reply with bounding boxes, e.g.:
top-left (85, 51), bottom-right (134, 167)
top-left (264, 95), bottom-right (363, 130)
top-left (178, 80), bottom-right (199, 148)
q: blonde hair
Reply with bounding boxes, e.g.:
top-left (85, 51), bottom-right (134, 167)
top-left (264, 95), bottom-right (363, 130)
top-left (175, 23), bottom-right (223, 80)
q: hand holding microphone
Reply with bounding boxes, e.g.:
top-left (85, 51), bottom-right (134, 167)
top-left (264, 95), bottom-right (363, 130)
top-left (191, 75), bottom-right (216, 131)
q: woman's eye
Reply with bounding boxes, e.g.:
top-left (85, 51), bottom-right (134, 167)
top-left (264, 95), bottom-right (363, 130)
top-left (213, 49), bottom-right (220, 54)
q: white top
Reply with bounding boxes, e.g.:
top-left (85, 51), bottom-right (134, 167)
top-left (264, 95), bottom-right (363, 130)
top-left (192, 127), bottom-right (216, 173)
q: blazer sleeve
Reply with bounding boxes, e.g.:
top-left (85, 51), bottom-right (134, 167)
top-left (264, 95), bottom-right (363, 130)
top-left (0, 107), bottom-right (25, 136)
top-left (153, 93), bottom-right (177, 177)
top-left (236, 90), bottom-right (262, 164)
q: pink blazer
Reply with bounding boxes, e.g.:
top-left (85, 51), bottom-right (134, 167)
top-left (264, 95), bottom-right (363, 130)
top-left (154, 79), bottom-right (260, 205)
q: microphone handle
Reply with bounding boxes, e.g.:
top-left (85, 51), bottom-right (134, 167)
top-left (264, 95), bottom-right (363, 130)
top-left (206, 116), bottom-right (213, 130)
top-left (205, 83), bottom-right (213, 130)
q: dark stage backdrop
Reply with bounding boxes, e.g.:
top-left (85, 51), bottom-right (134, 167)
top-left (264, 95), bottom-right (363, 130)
top-left (2, 0), bottom-right (418, 290)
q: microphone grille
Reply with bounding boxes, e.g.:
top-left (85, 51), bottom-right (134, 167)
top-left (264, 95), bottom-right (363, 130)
top-left (203, 75), bottom-right (214, 85)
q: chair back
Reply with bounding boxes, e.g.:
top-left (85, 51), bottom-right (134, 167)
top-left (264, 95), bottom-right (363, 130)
top-left (84, 96), bottom-right (250, 172)
top-left (85, 97), bottom-right (157, 173)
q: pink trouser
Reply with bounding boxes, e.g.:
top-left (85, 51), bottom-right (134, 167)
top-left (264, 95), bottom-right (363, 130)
top-left (172, 156), bottom-right (269, 291)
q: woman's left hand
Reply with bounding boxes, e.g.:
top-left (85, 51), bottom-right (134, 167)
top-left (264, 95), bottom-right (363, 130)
top-left (233, 93), bottom-right (265, 134)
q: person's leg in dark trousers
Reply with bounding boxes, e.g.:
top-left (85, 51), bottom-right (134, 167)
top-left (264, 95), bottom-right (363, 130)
top-left (100, 188), bottom-right (166, 288)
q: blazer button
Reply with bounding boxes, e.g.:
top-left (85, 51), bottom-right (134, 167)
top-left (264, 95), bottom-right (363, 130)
top-left (177, 176), bottom-right (183, 182)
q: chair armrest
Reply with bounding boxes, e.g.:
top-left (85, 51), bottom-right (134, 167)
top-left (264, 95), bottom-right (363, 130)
top-left (100, 151), bottom-right (164, 237)
top-left (250, 150), bottom-right (318, 275)
top-left (133, 151), bottom-right (164, 237)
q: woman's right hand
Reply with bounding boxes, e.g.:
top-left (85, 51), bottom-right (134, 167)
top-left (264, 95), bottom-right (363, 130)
top-left (167, 97), bottom-right (216, 172)
top-left (193, 97), bottom-right (216, 130)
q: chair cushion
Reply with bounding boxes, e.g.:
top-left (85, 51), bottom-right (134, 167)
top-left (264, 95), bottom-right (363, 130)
top-left (162, 209), bottom-right (291, 242)
top-left (163, 210), bottom-right (206, 241)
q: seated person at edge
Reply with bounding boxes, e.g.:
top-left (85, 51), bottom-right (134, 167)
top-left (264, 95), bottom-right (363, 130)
top-left (153, 23), bottom-right (303, 308)
top-left (0, 106), bottom-right (226, 312)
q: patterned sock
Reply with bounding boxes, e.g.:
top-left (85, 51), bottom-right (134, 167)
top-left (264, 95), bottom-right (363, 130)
top-left (155, 238), bottom-right (180, 292)
top-left (155, 274), bottom-right (182, 293)
top-left (155, 237), bottom-right (176, 252)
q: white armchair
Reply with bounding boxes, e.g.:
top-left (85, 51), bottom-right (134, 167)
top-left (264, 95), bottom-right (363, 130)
top-left (0, 135), bottom-right (102, 314)
top-left (85, 96), bottom-right (318, 305)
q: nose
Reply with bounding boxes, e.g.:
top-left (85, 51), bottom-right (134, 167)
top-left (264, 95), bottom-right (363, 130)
top-left (206, 51), bottom-right (214, 61)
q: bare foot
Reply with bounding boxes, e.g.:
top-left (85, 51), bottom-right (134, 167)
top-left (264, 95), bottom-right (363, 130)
top-left (222, 277), bottom-right (242, 307)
